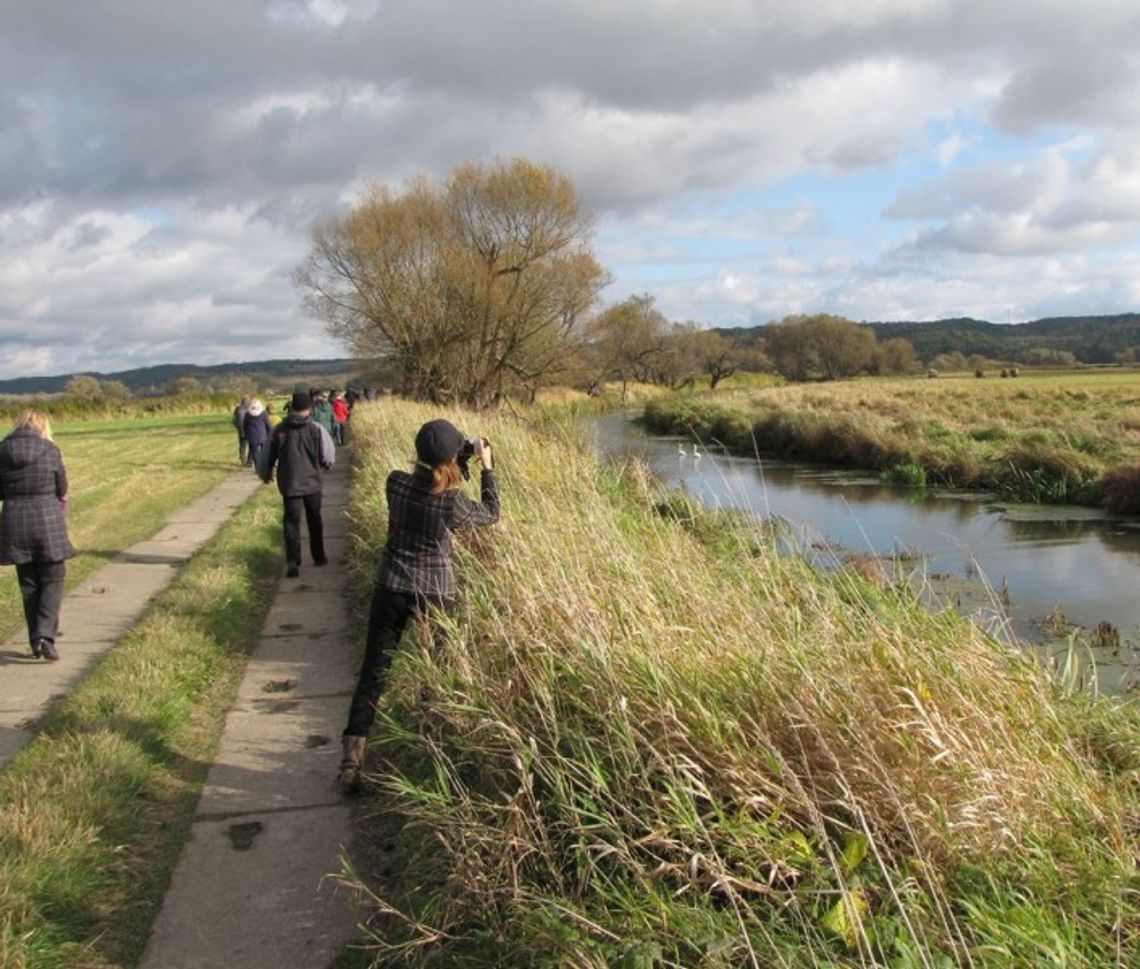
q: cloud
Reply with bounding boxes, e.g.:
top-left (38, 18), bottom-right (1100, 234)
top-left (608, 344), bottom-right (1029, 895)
top-left (2, 1), bottom-right (1140, 377)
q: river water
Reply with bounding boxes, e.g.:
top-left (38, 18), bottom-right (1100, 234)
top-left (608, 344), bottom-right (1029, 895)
top-left (590, 413), bottom-right (1140, 694)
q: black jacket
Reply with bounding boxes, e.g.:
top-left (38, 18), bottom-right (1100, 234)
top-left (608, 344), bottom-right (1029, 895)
top-left (243, 410), bottom-right (272, 447)
top-left (261, 414), bottom-right (335, 497)
top-left (0, 429), bottom-right (75, 564)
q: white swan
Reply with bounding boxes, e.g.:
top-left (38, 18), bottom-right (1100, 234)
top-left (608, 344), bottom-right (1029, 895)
top-left (692, 444), bottom-right (702, 459)
top-left (677, 444), bottom-right (687, 457)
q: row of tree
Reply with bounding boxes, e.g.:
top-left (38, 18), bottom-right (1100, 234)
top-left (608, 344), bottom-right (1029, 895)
top-left (296, 158), bottom-right (930, 407)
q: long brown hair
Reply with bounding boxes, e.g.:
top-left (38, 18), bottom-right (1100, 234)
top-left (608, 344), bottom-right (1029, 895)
top-left (11, 410), bottom-right (53, 442)
top-left (429, 458), bottom-right (462, 494)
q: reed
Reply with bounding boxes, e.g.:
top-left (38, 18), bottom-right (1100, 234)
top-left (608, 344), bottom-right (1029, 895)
top-left (342, 400), bottom-right (1138, 967)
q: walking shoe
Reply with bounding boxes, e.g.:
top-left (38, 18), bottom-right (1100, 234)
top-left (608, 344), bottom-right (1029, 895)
top-left (30, 639), bottom-right (42, 659)
top-left (313, 557), bottom-right (328, 567)
top-left (337, 735), bottom-right (367, 796)
top-left (286, 564), bottom-right (300, 578)
top-left (39, 640), bottom-right (60, 662)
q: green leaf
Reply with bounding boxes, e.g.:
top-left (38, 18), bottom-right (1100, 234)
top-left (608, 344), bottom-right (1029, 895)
top-left (841, 832), bottom-right (869, 875)
top-left (820, 888), bottom-right (870, 950)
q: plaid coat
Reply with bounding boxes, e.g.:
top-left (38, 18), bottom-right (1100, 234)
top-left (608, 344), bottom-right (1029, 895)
top-left (375, 468), bottom-right (499, 599)
top-left (0, 429), bottom-right (75, 564)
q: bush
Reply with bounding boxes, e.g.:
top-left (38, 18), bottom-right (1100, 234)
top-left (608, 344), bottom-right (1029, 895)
top-left (1101, 463), bottom-right (1140, 513)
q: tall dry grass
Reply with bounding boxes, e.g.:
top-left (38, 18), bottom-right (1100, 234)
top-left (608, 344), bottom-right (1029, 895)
top-left (343, 400), bottom-right (1138, 967)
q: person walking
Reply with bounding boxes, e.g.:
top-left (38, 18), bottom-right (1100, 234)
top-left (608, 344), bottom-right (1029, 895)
top-left (311, 390), bottom-right (336, 441)
top-left (338, 418), bottom-right (499, 794)
top-left (232, 395), bottom-right (252, 466)
top-left (242, 398), bottom-right (272, 473)
top-left (331, 391), bottom-right (349, 446)
top-left (0, 410), bottom-right (75, 661)
top-left (260, 391), bottom-right (335, 578)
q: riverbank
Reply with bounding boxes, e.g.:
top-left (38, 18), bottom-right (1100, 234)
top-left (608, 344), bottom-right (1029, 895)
top-left (643, 371), bottom-right (1140, 508)
top-left (342, 399), bottom-right (1138, 967)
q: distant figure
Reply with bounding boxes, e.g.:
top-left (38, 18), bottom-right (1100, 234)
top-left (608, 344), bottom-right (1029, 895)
top-left (232, 395), bottom-right (252, 466)
top-left (265, 401), bottom-right (281, 427)
top-left (311, 390), bottom-right (336, 440)
top-left (0, 411), bottom-right (75, 661)
top-left (260, 391), bottom-right (335, 578)
top-left (242, 398), bottom-right (272, 473)
top-left (331, 391), bottom-right (349, 446)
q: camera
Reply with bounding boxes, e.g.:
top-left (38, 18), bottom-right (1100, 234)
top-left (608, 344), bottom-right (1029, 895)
top-left (457, 437), bottom-right (489, 480)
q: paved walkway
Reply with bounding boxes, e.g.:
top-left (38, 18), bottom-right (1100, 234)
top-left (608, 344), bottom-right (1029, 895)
top-left (139, 456), bottom-right (360, 969)
top-left (0, 471), bottom-right (264, 769)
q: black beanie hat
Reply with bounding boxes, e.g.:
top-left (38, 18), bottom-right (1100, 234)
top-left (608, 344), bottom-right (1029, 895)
top-left (291, 391), bottom-right (312, 412)
top-left (415, 419), bottom-right (464, 468)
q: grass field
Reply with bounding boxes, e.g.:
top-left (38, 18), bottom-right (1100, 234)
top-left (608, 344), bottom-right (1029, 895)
top-left (0, 485), bottom-right (280, 969)
top-left (341, 399), bottom-right (1138, 967)
top-left (644, 370), bottom-right (1140, 507)
top-left (0, 414), bottom-right (244, 646)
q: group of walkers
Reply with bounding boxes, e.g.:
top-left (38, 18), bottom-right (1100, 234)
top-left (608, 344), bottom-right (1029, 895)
top-left (232, 387), bottom-right (353, 471)
top-left (1, 393), bottom-right (500, 800)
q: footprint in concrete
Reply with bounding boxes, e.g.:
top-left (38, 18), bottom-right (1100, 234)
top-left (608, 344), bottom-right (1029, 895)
top-left (304, 734), bottom-right (330, 748)
top-left (261, 699), bottom-right (300, 714)
top-left (262, 678), bottom-right (297, 694)
top-left (227, 820), bottom-right (264, 851)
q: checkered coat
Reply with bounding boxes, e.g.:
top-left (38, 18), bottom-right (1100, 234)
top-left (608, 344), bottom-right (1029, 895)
top-left (0, 429), bottom-right (75, 564)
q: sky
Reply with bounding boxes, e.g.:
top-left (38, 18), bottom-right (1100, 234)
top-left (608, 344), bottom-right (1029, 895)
top-left (3, 0), bottom-right (1140, 379)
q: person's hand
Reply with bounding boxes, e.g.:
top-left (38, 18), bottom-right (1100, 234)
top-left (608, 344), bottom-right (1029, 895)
top-left (475, 437), bottom-right (493, 470)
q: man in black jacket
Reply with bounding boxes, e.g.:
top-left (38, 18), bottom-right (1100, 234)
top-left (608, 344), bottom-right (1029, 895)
top-left (261, 391), bottom-right (336, 577)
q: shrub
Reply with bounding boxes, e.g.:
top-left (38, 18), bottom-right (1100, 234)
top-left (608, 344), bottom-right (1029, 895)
top-left (1101, 463), bottom-right (1140, 513)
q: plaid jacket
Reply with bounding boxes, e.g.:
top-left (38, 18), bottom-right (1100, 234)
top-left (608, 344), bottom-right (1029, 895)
top-left (0, 429), bottom-right (75, 565)
top-left (375, 468), bottom-right (499, 598)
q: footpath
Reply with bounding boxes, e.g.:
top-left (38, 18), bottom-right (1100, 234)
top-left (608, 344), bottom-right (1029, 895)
top-left (139, 455), bottom-right (360, 969)
top-left (0, 472), bottom-right (263, 769)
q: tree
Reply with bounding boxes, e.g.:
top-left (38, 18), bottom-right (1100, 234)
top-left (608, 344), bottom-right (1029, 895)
top-left (763, 314), bottom-right (876, 381)
top-left (873, 337), bottom-right (919, 375)
top-left (296, 158), bottom-right (609, 408)
top-left (586, 294), bottom-right (668, 400)
top-left (166, 376), bottom-right (202, 396)
top-left (64, 375), bottom-right (102, 400)
top-left (99, 379), bottom-right (131, 400)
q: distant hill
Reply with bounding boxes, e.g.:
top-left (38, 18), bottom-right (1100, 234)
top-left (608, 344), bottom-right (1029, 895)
top-left (0, 358), bottom-right (363, 396)
top-left (718, 313), bottom-right (1140, 364)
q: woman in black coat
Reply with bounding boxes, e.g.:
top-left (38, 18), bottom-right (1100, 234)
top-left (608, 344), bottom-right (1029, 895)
top-left (0, 410), bottom-right (75, 661)
top-left (242, 398), bottom-right (272, 474)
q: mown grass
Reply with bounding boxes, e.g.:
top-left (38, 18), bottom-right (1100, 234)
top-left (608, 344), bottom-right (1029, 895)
top-left (0, 484), bottom-right (280, 969)
top-left (643, 371), bottom-right (1140, 506)
top-left (342, 400), bottom-right (1139, 967)
top-left (0, 413), bottom-right (244, 644)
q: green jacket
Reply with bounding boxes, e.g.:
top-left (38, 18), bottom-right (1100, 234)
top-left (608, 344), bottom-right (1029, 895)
top-left (312, 399), bottom-right (336, 435)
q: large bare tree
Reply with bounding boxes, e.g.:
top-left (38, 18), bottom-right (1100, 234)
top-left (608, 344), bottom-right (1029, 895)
top-left (295, 159), bottom-right (609, 407)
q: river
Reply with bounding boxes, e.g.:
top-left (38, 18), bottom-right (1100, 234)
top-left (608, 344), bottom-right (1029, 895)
top-left (590, 413), bottom-right (1140, 695)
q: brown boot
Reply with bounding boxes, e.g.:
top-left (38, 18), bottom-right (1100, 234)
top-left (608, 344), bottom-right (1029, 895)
top-left (337, 735), bottom-right (366, 796)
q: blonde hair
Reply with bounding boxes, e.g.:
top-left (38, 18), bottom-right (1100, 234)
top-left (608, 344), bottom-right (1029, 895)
top-left (11, 410), bottom-right (53, 442)
top-left (430, 458), bottom-right (462, 494)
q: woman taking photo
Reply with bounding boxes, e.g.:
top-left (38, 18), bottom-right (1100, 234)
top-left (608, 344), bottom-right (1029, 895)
top-left (0, 410), bottom-right (75, 661)
top-left (339, 418), bottom-right (499, 794)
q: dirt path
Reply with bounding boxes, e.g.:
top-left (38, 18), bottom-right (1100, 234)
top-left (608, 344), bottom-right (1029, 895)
top-left (138, 456), bottom-right (359, 969)
top-left (0, 471), bottom-right (264, 769)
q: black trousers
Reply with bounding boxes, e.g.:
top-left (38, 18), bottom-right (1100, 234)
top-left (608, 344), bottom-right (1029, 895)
top-left (16, 560), bottom-right (66, 646)
top-left (344, 588), bottom-right (454, 738)
top-left (282, 493), bottom-right (325, 566)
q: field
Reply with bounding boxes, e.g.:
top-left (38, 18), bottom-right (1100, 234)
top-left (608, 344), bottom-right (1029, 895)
top-left (341, 399), bottom-right (1139, 967)
top-left (0, 414), bottom-right (242, 645)
top-left (644, 370), bottom-right (1140, 507)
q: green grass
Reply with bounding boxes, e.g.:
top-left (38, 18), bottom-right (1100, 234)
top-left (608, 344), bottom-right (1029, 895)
top-left (340, 399), bottom-right (1138, 967)
top-left (0, 413), bottom-right (245, 644)
top-left (643, 371), bottom-right (1140, 506)
top-left (0, 486), bottom-right (280, 969)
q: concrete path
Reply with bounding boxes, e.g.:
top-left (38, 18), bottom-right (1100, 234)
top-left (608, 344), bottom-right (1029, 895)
top-left (139, 456), bottom-right (360, 969)
top-left (0, 471), bottom-right (264, 769)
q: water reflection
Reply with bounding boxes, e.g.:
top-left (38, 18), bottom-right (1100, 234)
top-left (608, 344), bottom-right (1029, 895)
top-left (590, 413), bottom-right (1140, 694)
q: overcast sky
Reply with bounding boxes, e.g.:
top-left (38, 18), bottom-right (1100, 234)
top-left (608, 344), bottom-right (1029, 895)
top-left (3, 0), bottom-right (1140, 378)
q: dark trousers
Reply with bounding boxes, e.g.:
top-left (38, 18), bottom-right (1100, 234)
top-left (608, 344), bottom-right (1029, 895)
top-left (238, 433), bottom-right (249, 465)
top-left (282, 492), bottom-right (325, 566)
top-left (16, 560), bottom-right (66, 646)
top-left (248, 441), bottom-right (266, 474)
top-left (344, 589), bottom-right (454, 738)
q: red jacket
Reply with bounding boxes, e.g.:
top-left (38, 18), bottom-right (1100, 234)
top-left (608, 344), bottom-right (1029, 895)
top-left (332, 399), bottom-right (349, 423)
